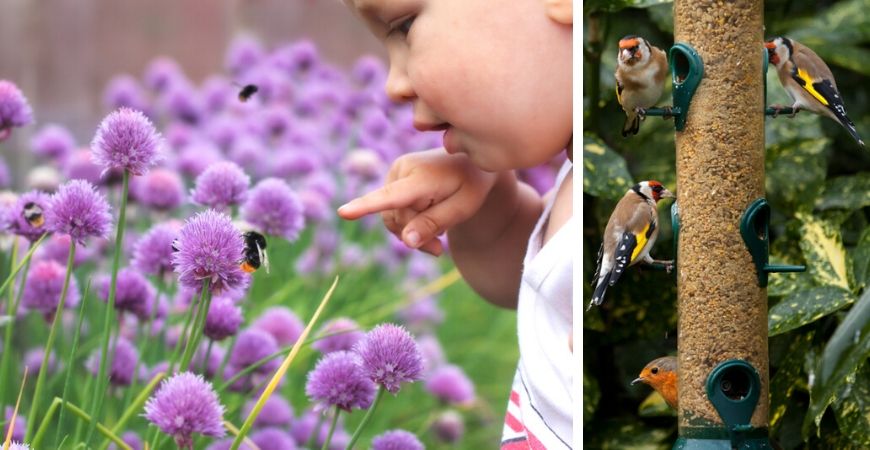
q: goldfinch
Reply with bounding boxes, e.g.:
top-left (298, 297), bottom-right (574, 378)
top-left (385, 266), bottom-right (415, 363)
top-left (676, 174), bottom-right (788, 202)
top-left (589, 181), bottom-right (674, 310)
top-left (615, 35), bottom-right (668, 137)
top-left (765, 36), bottom-right (864, 147)
top-left (631, 356), bottom-right (678, 410)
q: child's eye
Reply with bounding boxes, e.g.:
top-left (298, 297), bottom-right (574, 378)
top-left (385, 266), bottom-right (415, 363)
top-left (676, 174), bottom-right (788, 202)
top-left (391, 15), bottom-right (416, 36)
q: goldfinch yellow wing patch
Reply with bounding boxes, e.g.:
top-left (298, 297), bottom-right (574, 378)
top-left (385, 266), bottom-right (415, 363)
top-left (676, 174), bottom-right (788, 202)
top-left (792, 68), bottom-right (830, 106)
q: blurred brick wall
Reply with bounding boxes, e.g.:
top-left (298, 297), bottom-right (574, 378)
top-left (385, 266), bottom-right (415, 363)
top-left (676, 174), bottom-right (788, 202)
top-left (0, 0), bottom-right (385, 180)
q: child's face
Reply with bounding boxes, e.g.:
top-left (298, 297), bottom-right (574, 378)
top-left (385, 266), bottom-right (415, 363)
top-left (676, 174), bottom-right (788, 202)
top-left (348, 0), bottom-right (572, 171)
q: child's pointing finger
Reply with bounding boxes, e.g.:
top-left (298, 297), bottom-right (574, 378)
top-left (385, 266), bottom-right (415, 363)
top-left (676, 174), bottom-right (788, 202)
top-left (337, 177), bottom-right (432, 220)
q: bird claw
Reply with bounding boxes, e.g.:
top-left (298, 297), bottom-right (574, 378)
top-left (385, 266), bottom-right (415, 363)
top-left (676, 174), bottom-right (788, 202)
top-left (635, 107), bottom-right (647, 121)
top-left (789, 106), bottom-right (800, 118)
top-left (651, 259), bottom-right (674, 273)
top-left (769, 104), bottom-right (784, 118)
top-left (662, 106), bottom-right (674, 120)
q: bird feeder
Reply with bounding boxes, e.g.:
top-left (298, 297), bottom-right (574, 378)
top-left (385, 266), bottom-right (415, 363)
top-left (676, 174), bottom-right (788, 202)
top-left (670, 0), bottom-right (782, 448)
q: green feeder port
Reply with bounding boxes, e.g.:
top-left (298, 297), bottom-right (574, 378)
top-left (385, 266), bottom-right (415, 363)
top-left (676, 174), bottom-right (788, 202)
top-left (674, 360), bottom-right (775, 450)
top-left (641, 43), bottom-right (704, 132)
top-left (739, 199), bottom-right (806, 287)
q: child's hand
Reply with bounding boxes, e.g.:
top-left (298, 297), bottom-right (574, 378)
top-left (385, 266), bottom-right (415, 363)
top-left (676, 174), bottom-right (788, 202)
top-left (337, 149), bottom-right (498, 256)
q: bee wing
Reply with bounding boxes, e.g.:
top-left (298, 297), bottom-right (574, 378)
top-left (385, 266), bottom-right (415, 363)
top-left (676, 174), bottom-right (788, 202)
top-left (258, 242), bottom-right (270, 274)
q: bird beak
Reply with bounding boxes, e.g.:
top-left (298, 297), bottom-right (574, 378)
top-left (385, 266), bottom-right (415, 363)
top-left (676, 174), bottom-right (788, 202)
top-left (621, 48), bottom-right (633, 60)
top-left (631, 377), bottom-right (644, 385)
top-left (661, 188), bottom-right (675, 199)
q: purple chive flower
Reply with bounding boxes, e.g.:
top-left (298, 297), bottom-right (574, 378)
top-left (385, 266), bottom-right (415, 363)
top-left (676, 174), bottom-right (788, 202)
top-left (104, 74), bottom-right (151, 116)
top-left (351, 55), bottom-right (387, 88)
top-left (108, 431), bottom-right (144, 450)
top-left (397, 297), bottom-right (445, 333)
top-left (0, 80), bottom-right (33, 141)
top-left (5, 190), bottom-right (51, 242)
top-left (192, 342), bottom-right (226, 379)
top-left (204, 115), bottom-right (241, 152)
top-left (87, 337), bottom-right (138, 386)
top-left (191, 161), bottom-right (250, 211)
top-left (7, 443), bottom-right (30, 450)
top-left (228, 136), bottom-right (267, 176)
top-left (21, 259), bottom-right (80, 317)
top-left (259, 105), bottom-right (294, 138)
top-left (225, 35), bottom-right (266, 76)
top-left (62, 149), bottom-right (103, 185)
top-left (3, 407), bottom-right (25, 443)
top-left (312, 317), bottom-right (365, 355)
top-left (252, 428), bottom-right (298, 450)
top-left (204, 296), bottom-right (243, 341)
top-left (97, 268), bottom-right (155, 320)
top-left (172, 209), bottom-right (248, 294)
top-left (306, 351), bottom-right (376, 411)
top-left (38, 234), bottom-right (95, 268)
top-left (355, 324), bottom-right (423, 394)
top-left (45, 179), bottom-right (112, 244)
top-left (425, 364), bottom-right (476, 405)
top-left (132, 222), bottom-right (180, 276)
top-left (132, 168), bottom-right (185, 211)
top-left (162, 81), bottom-right (203, 125)
top-left (289, 408), bottom-right (347, 449)
top-left (143, 57), bottom-right (183, 93)
top-left (24, 348), bottom-right (57, 376)
top-left (241, 178), bottom-right (305, 241)
top-left (200, 75), bottom-right (232, 114)
top-left (144, 372), bottom-right (226, 449)
top-left (241, 396), bottom-right (294, 428)
top-left (253, 306), bottom-right (304, 346)
top-left (432, 410), bottom-right (464, 444)
top-left (176, 142), bottom-right (222, 178)
top-left (91, 107), bottom-right (162, 176)
top-left (30, 124), bottom-right (76, 162)
top-left (371, 430), bottom-right (424, 450)
top-left (230, 328), bottom-right (280, 374)
top-left (416, 334), bottom-right (446, 375)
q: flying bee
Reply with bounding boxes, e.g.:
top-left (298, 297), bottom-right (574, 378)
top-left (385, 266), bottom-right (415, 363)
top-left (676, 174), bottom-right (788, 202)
top-left (240, 231), bottom-right (269, 274)
top-left (23, 202), bottom-right (45, 228)
top-left (237, 84), bottom-right (259, 102)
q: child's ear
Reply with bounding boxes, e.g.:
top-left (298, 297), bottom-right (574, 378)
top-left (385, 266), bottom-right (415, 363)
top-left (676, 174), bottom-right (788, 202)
top-left (544, 0), bottom-right (572, 25)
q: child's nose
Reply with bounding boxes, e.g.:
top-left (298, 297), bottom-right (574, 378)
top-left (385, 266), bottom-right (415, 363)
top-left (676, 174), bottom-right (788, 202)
top-left (385, 64), bottom-right (415, 103)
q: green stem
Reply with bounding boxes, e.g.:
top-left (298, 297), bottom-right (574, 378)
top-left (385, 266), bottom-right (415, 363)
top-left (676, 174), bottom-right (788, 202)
top-left (24, 240), bottom-right (76, 442)
top-left (167, 290), bottom-right (198, 375)
top-left (31, 395), bottom-right (62, 449)
top-left (178, 280), bottom-right (211, 372)
top-left (0, 243), bottom-right (29, 406)
top-left (216, 335), bottom-right (236, 384)
top-left (306, 414), bottom-right (326, 449)
top-left (33, 397), bottom-right (132, 450)
top-left (85, 170), bottom-right (130, 446)
top-left (345, 386), bottom-right (385, 450)
top-left (0, 233), bottom-right (47, 299)
top-left (322, 406), bottom-right (341, 450)
top-left (99, 372), bottom-right (165, 450)
top-left (201, 339), bottom-right (215, 374)
top-left (55, 276), bottom-right (91, 447)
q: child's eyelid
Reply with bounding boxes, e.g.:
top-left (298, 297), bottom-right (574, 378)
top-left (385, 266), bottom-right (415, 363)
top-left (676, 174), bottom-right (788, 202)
top-left (387, 13), bottom-right (415, 35)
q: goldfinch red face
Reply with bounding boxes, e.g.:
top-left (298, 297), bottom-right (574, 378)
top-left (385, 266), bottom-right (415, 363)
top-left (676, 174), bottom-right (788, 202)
top-left (618, 36), bottom-right (650, 67)
top-left (639, 180), bottom-right (674, 202)
top-left (765, 37), bottom-right (790, 69)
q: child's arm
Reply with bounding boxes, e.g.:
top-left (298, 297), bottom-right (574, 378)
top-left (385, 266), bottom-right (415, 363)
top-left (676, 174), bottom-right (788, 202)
top-left (446, 171), bottom-right (542, 309)
top-left (337, 149), bottom-right (541, 309)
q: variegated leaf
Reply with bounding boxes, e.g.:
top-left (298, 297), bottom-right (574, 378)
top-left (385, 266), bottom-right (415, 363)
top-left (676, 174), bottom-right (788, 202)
top-left (815, 173), bottom-right (870, 211)
top-left (583, 134), bottom-right (633, 201)
top-left (833, 365), bottom-right (870, 448)
top-left (805, 288), bottom-right (870, 438)
top-left (797, 213), bottom-right (852, 291)
top-left (769, 286), bottom-right (855, 336)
